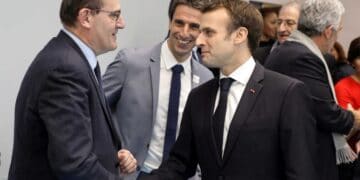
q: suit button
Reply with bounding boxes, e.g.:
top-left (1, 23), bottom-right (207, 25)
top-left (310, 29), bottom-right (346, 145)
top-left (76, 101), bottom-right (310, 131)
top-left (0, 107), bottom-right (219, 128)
top-left (146, 144), bottom-right (150, 148)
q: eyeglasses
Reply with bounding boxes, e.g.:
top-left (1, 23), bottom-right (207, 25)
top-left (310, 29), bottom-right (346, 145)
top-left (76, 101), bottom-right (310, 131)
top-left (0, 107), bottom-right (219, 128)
top-left (95, 9), bottom-right (121, 21)
top-left (276, 19), bottom-right (297, 27)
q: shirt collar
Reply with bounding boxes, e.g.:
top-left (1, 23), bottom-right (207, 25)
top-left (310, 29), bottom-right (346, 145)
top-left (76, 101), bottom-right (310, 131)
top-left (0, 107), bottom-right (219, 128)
top-left (219, 56), bottom-right (256, 85)
top-left (62, 28), bottom-right (97, 70)
top-left (160, 39), bottom-right (191, 74)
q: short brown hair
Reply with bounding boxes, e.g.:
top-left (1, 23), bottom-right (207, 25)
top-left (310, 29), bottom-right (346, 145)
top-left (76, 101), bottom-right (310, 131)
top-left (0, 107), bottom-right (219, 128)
top-left (202, 0), bottom-right (263, 53)
top-left (60, 0), bottom-right (103, 27)
top-left (168, 0), bottom-right (206, 21)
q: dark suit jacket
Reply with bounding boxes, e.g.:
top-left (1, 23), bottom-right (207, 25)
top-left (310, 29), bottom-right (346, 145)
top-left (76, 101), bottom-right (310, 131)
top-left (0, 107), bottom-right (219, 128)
top-left (264, 41), bottom-right (354, 180)
top-left (253, 44), bottom-right (273, 65)
top-left (9, 31), bottom-right (122, 180)
top-left (140, 63), bottom-right (318, 180)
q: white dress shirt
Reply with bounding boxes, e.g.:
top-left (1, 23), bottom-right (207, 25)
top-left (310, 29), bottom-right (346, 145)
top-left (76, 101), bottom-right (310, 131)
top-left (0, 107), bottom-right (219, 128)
top-left (143, 40), bottom-right (192, 172)
top-left (214, 57), bottom-right (256, 155)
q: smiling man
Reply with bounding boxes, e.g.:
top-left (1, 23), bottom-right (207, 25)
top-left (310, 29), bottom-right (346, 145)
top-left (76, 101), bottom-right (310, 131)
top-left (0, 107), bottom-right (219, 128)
top-left (8, 0), bottom-right (137, 179)
top-left (139, 0), bottom-right (318, 179)
top-left (102, 0), bottom-right (213, 179)
top-left (276, 1), bottom-right (300, 44)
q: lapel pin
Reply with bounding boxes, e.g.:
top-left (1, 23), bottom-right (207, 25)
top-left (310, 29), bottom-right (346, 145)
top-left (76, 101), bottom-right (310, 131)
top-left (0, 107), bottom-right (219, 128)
top-left (250, 88), bottom-right (256, 94)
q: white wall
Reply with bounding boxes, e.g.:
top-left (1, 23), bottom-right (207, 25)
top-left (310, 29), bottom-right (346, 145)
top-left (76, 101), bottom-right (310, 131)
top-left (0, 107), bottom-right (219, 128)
top-left (339, 0), bottom-right (360, 53)
top-left (0, 1), bottom-right (169, 179)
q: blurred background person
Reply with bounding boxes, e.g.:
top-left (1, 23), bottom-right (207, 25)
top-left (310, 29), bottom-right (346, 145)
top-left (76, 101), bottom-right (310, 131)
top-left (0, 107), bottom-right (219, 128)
top-left (259, 6), bottom-right (279, 47)
top-left (254, 1), bottom-right (299, 64)
top-left (330, 41), bottom-right (355, 84)
top-left (276, 1), bottom-right (300, 44)
top-left (265, 0), bottom-right (360, 179)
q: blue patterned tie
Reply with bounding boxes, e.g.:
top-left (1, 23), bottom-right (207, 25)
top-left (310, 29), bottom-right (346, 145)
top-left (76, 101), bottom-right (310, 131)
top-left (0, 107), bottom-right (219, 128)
top-left (213, 78), bottom-right (234, 157)
top-left (163, 64), bottom-right (184, 161)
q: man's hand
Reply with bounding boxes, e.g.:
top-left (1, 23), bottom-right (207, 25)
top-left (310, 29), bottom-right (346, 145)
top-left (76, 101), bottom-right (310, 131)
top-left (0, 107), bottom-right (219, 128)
top-left (348, 103), bottom-right (360, 129)
top-left (118, 149), bottom-right (137, 174)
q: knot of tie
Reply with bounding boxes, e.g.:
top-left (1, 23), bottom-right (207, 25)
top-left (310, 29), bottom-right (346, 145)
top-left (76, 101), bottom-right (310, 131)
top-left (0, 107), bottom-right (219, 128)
top-left (172, 64), bottom-right (184, 74)
top-left (219, 78), bottom-right (234, 92)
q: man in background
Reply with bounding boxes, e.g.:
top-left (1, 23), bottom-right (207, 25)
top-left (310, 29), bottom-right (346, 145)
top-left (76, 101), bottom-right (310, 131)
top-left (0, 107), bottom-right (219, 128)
top-left (265, 0), bottom-right (360, 179)
top-left (102, 0), bottom-right (213, 179)
top-left (140, 0), bottom-right (318, 179)
top-left (254, 1), bottom-right (300, 64)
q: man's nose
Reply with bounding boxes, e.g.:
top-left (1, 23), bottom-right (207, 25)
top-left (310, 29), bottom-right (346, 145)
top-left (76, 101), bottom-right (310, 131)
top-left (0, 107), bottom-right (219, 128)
top-left (116, 15), bottom-right (126, 29)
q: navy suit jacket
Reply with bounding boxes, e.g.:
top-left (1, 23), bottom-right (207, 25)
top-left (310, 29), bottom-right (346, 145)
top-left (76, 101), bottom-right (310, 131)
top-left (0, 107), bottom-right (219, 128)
top-left (265, 41), bottom-right (354, 180)
top-left (140, 63), bottom-right (318, 180)
top-left (9, 31), bottom-right (122, 180)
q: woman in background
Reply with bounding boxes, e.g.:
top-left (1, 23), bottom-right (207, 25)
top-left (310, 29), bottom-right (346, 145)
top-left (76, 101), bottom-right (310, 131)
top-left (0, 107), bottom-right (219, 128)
top-left (335, 36), bottom-right (360, 180)
top-left (259, 7), bottom-right (279, 47)
top-left (331, 41), bottom-right (355, 83)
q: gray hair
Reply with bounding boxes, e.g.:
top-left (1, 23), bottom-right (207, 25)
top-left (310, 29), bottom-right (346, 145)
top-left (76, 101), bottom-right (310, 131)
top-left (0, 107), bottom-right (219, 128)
top-left (298, 0), bottom-right (344, 37)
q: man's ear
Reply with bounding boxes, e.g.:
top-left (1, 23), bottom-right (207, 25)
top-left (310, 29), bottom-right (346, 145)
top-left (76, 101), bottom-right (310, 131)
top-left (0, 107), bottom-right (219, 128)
top-left (233, 27), bottom-right (248, 45)
top-left (323, 26), bottom-right (334, 39)
top-left (77, 8), bottom-right (92, 29)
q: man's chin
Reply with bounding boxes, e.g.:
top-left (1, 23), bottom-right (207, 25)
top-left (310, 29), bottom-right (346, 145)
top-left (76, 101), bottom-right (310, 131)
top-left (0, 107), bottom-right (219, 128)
top-left (201, 58), bottom-right (217, 68)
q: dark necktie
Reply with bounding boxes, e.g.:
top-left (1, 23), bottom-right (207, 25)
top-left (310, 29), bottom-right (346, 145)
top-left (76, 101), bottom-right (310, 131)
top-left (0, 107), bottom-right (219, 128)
top-left (94, 63), bottom-right (102, 86)
top-left (94, 63), bottom-right (107, 101)
top-left (213, 78), bottom-right (234, 157)
top-left (163, 64), bottom-right (184, 161)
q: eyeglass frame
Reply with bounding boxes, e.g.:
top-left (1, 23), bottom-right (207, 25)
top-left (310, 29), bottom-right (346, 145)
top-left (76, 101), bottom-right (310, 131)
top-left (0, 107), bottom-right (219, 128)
top-left (93, 9), bottom-right (122, 22)
top-left (276, 19), bottom-right (297, 27)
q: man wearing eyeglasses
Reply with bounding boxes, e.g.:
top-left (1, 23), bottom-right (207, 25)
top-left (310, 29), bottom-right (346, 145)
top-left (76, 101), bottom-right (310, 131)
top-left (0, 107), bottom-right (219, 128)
top-left (8, 0), bottom-right (137, 179)
top-left (253, 1), bottom-right (300, 64)
top-left (276, 1), bottom-right (300, 44)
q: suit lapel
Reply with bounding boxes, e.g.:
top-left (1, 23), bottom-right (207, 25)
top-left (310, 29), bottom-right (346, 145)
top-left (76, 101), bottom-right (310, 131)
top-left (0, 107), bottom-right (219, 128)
top-left (190, 59), bottom-right (201, 88)
top-left (222, 64), bottom-right (264, 164)
top-left (59, 31), bottom-right (121, 148)
top-left (149, 43), bottom-right (162, 126)
top-left (89, 62), bottom-right (122, 149)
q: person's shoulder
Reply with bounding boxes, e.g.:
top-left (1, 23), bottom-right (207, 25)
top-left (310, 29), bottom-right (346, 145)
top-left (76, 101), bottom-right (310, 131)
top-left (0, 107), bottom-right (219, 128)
top-left (190, 78), bottom-right (217, 95)
top-left (271, 41), bottom-right (311, 58)
top-left (336, 76), bottom-right (353, 86)
top-left (191, 59), bottom-right (214, 80)
top-left (34, 36), bottom-right (85, 71)
top-left (264, 67), bottom-right (304, 87)
top-left (115, 43), bottom-right (162, 62)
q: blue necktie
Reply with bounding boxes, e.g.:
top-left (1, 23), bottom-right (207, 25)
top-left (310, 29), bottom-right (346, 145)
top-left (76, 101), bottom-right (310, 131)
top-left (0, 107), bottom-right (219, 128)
top-left (213, 78), bottom-right (234, 157)
top-left (163, 64), bottom-right (184, 161)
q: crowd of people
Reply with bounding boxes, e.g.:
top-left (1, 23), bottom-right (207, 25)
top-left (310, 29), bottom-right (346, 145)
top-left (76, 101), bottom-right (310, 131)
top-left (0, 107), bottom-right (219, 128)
top-left (8, 0), bottom-right (360, 180)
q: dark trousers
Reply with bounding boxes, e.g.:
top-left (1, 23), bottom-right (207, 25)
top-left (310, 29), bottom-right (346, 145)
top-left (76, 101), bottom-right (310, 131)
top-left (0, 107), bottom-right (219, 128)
top-left (338, 159), bottom-right (360, 180)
